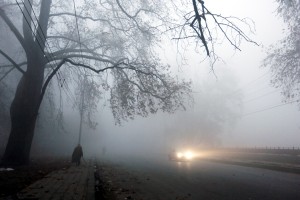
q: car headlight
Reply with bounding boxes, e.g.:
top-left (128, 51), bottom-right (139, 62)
top-left (184, 151), bottom-right (194, 159)
top-left (176, 152), bottom-right (183, 158)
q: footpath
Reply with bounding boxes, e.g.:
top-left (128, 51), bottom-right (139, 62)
top-left (16, 159), bottom-right (95, 200)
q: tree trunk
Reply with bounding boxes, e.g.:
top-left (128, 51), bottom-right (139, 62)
top-left (2, 59), bottom-right (44, 165)
top-left (1, 0), bottom-right (51, 166)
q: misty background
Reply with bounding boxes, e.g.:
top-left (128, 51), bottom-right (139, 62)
top-left (0, 0), bottom-right (299, 160)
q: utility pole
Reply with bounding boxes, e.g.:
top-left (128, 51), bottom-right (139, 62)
top-left (78, 74), bottom-right (86, 145)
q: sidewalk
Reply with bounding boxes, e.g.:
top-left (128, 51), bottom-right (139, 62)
top-left (17, 159), bottom-right (95, 200)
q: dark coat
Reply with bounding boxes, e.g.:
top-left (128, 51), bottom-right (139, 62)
top-left (72, 145), bottom-right (83, 163)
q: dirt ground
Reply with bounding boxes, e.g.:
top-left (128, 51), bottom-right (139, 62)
top-left (0, 157), bottom-right (71, 198)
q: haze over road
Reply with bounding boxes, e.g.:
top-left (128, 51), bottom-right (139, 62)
top-left (100, 155), bottom-right (300, 200)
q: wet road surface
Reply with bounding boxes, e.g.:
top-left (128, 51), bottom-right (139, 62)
top-left (100, 155), bottom-right (300, 200)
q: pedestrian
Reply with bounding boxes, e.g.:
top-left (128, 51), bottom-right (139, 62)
top-left (72, 144), bottom-right (83, 166)
top-left (102, 146), bottom-right (106, 156)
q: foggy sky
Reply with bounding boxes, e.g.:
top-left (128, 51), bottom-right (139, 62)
top-left (60, 0), bottom-right (300, 157)
top-left (210, 0), bottom-right (300, 147)
top-left (93, 0), bottom-right (300, 151)
top-left (2, 0), bottom-right (299, 159)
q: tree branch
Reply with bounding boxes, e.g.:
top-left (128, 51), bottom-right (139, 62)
top-left (64, 58), bottom-right (170, 90)
top-left (50, 47), bottom-right (113, 60)
top-left (36, 58), bottom-right (66, 116)
top-left (0, 3), bottom-right (23, 9)
top-left (64, 58), bottom-right (121, 73)
top-left (174, 0), bottom-right (258, 59)
top-left (0, 66), bottom-right (15, 82)
top-left (115, 0), bottom-right (142, 19)
top-left (0, 61), bottom-right (27, 68)
top-left (0, 7), bottom-right (26, 50)
top-left (49, 12), bottom-right (133, 32)
top-left (191, 0), bottom-right (209, 56)
top-left (50, 54), bottom-right (116, 65)
top-left (115, 0), bottom-right (144, 31)
top-left (120, 70), bottom-right (167, 101)
top-left (0, 49), bottom-right (25, 74)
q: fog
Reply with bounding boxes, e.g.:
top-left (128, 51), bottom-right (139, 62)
top-left (1, 0), bottom-right (300, 162)
top-left (86, 0), bottom-right (299, 158)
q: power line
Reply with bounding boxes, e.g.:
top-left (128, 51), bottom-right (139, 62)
top-left (16, 0), bottom-right (61, 78)
top-left (243, 89), bottom-right (280, 103)
top-left (72, 0), bottom-right (83, 62)
top-left (72, 0), bottom-right (86, 145)
top-left (241, 71), bottom-right (270, 89)
top-left (242, 100), bottom-right (299, 117)
top-left (243, 84), bottom-right (274, 96)
top-left (15, 0), bottom-right (48, 57)
top-left (229, 71), bottom-right (270, 96)
top-left (23, 0), bottom-right (65, 83)
top-left (15, 0), bottom-right (77, 103)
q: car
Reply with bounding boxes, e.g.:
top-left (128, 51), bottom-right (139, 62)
top-left (168, 150), bottom-right (195, 162)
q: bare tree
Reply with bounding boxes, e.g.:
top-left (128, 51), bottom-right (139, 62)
top-left (263, 0), bottom-right (300, 105)
top-left (0, 0), bottom-right (190, 165)
top-left (171, 0), bottom-right (257, 65)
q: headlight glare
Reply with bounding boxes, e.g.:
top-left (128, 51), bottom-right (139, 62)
top-left (184, 151), bottom-right (194, 159)
top-left (176, 152), bottom-right (183, 158)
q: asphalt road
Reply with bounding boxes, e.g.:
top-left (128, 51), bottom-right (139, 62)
top-left (101, 155), bottom-right (300, 200)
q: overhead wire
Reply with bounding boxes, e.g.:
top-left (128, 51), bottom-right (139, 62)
top-left (229, 71), bottom-right (270, 97)
top-left (32, 0), bottom-right (78, 102)
top-left (18, 1), bottom-right (71, 103)
top-left (243, 84), bottom-right (274, 96)
top-left (235, 70), bottom-right (299, 115)
top-left (15, 0), bottom-right (61, 80)
top-left (15, 0), bottom-right (51, 61)
top-left (213, 66), bottom-right (299, 117)
top-left (15, 0), bottom-right (77, 102)
top-left (24, 0), bottom-right (69, 93)
top-left (243, 89), bottom-right (280, 104)
top-left (70, 0), bottom-right (87, 105)
top-left (52, 0), bottom-right (88, 103)
top-left (16, 0), bottom-right (66, 95)
top-left (242, 99), bottom-right (299, 117)
top-left (72, 0), bottom-right (84, 63)
top-left (72, 0), bottom-right (87, 144)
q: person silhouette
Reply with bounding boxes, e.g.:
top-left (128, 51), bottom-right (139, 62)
top-left (72, 144), bottom-right (83, 166)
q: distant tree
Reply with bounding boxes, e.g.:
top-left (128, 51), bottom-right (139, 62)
top-left (73, 73), bottom-right (102, 144)
top-left (0, 0), bottom-right (190, 165)
top-left (167, 69), bottom-right (242, 148)
top-left (263, 0), bottom-right (300, 104)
